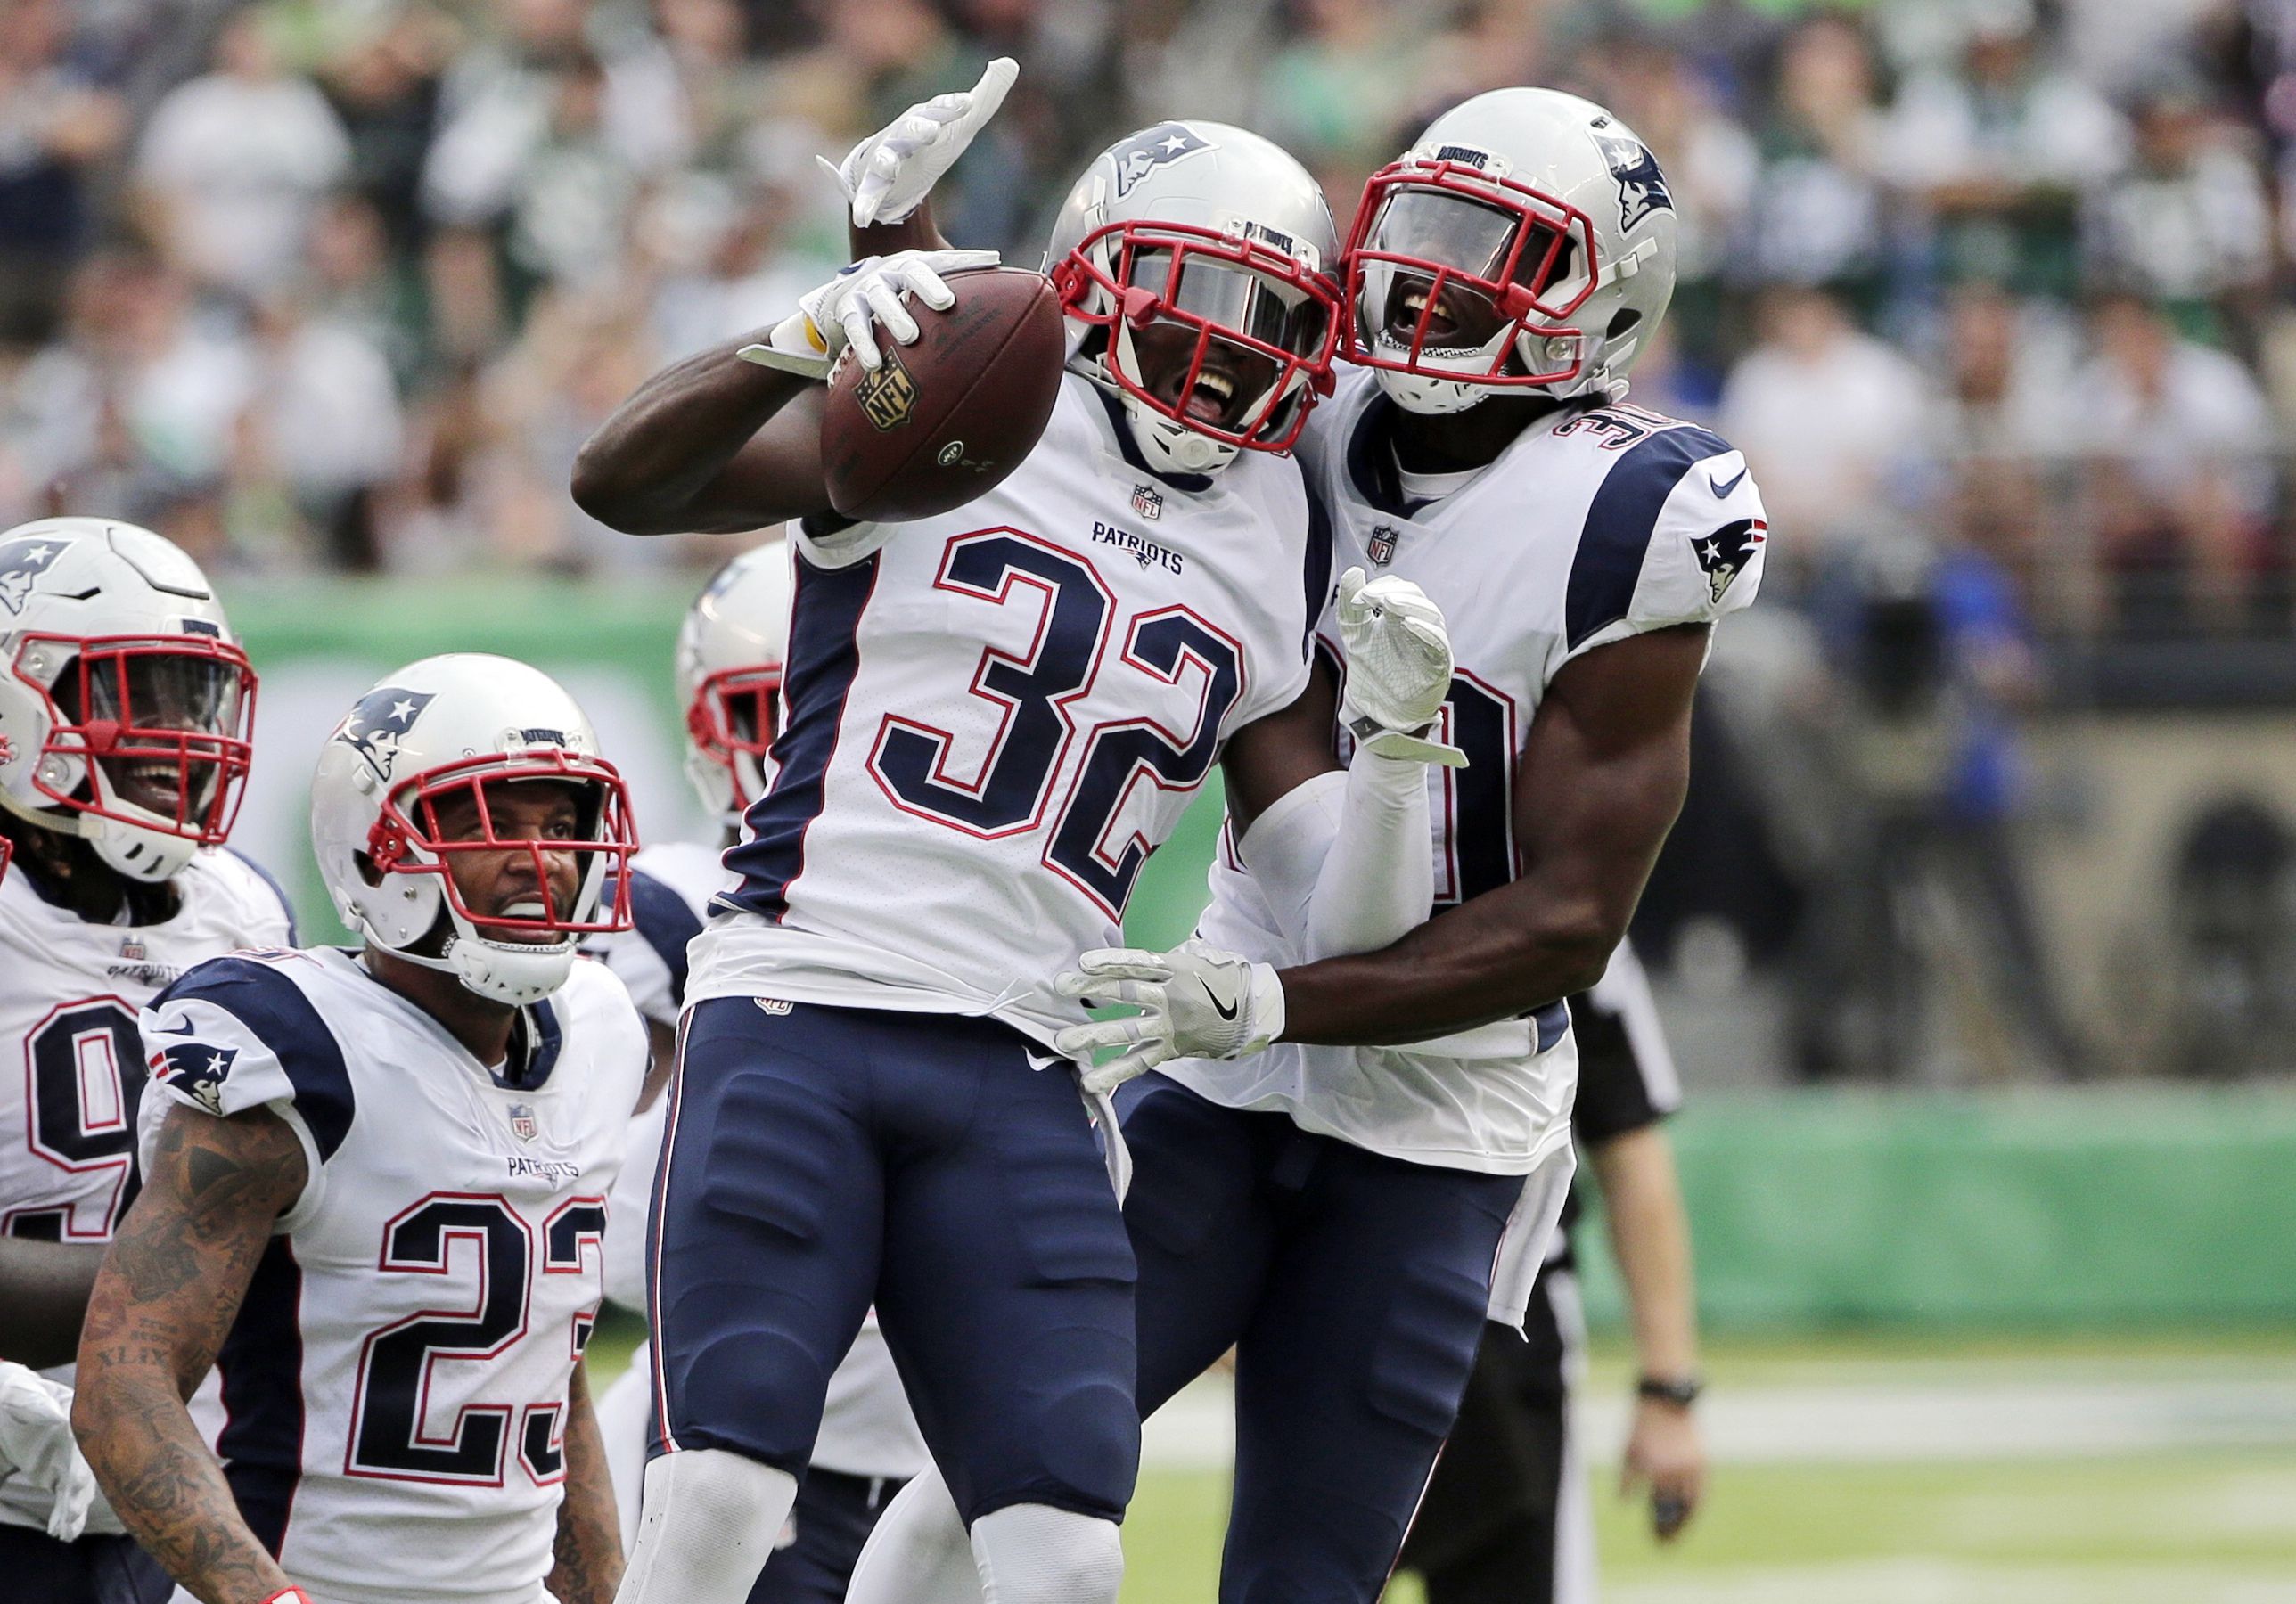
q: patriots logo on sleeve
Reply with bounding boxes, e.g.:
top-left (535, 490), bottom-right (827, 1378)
top-left (1111, 123), bottom-right (1211, 198)
top-left (150, 1028), bottom-right (241, 1117)
top-left (0, 535), bottom-right (70, 615)
top-left (1590, 129), bottom-right (1672, 233)
top-left (336, 686), bottom-right (436, 779)
top-left (1692, 518), bottom-right (1767, 605)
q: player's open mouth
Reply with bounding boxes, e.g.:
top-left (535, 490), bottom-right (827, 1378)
top-left (1181, 369), bottom-right (1236, 424)
top-left (113, 760), bottom-right (191, 814)
top-left (1400, 287), bottom-right (1462, 343)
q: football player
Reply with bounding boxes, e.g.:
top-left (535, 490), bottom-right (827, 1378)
top-left (570, 78), bottom-right (1466, 1604)
top-left (843, 87), bottom-right (1767, 1603)
top-left (0, 517), bottom-right (291, 1604)
top-left (70, 656), bottom-right (647, 1604)
top-left (583, 542), bottom-right (932, 1603)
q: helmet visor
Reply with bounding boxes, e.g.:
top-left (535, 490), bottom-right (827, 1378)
top-left (376, 753), bottom-right (638, 939)
top-left (688, 665), bottom-right (782, 810)
top-left (1056, 219), bottom-right (1340, 452)
top-left (33, 635), bottom-right (255, 839)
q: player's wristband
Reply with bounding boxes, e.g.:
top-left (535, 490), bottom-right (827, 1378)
top-left (1636, 1374), bottom-right (1703, 1409)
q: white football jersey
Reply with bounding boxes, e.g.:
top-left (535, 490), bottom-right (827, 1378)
top-left (138, 948), bottom-right (646, 1604)
top-left (0, 846), bottom-right (292, 1531)
top-left (1169, 368), bottom-right (1767, 1174)
top-left (691, 372), bottom-right (1330, 1048)
top-left (586, 839), bottom-right (928, 1480)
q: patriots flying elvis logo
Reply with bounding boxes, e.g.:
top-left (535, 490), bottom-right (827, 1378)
top-left (0, 536), bottom-right (70, 615)
top-left (337, 686), bottom-right (435, 779)
top-left (1111, 123), bottom-right (1211, 198)
top-left (1692, 518), bottom-right (1766, 605)
top-left (1590, 129), bottom-right (1672, 233)
top-left (150, 1029), bottom-right (239, 1117)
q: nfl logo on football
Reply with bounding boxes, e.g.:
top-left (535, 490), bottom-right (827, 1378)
top-left (1368, 525), bottom-right (1401, 566)
top-left (508, 1102), bottom-right (538, 1143)
top-left (1131, 483), bottom-right (1164, 520)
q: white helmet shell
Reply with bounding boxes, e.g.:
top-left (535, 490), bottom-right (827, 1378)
top-left (1345, 88), bottom-right (1678, 413)
top-left (0, 517), bottom-right (255, 882)
top-left (311, 654), bottom-right (637, 1007)
top-left (1047, 120), bottom-right (1341, 477)
top-left (676, 541), bottom-right (791, 823)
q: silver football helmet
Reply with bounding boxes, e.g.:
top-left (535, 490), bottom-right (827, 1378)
top-left (1047, 120), bottom-right (1341, 476)
top-left (311, 654), bottom-right (637, 1006)
top-left (1344, 88), bottom-right (1678, 413)
top-left (0, 518), bottom-right (255, 882)
top-left (676, 542), bottom-right (791, 824)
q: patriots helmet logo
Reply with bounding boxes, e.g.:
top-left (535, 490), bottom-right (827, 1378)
top-left (336, 686), bottom-right (436, 779)
top-left (1111, 122), bottom-right (1211, 198)
top-left (150, 1034), bottom-right (239, 1117)
top-left (1591, 130), bottom-right (1673, 233)
top-left (1692, 519), bottom-right (1766, 605)
top-left (0, 535), bottom-right (70, 615)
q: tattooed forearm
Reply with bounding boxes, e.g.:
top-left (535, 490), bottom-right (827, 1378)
top-left (549, 1363), bottom-right (625, 1604)
top-left (74, 1103), bottom-right (307, 1603)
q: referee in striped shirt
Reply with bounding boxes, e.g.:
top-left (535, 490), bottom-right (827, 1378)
top-left (1398, 941), bottom-right (1708, 1602)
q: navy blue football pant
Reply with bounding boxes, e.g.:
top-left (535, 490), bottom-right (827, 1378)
top-left (1118, 1074), bottom-right (1525, 1603)
top-left (0, 1526), bottom-right (172, 1604)
top-left (650, 1000), bottom-right (1139, 1526)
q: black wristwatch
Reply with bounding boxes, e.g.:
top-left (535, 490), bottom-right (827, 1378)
top-left (1636, 1374), bottom-right (1703, 1409)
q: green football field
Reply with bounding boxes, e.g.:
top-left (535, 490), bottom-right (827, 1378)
top-left (588, 1324), bottom-right (2296, 1602)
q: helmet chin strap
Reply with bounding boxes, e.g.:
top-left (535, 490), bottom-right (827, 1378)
top-left (388, 930), bottom-right (579, 1008)
top-left (1122, 401), bottom-right (1240, 475)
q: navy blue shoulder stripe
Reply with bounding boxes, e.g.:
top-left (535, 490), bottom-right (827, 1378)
top-left (626, 867), bottom-right (704, 1011)
top-left (1300, 482), bottom-right (1336, 661)
top-left (1564, 423), bottom-right (1731, 651)
top-left (158, 957), bottom-right (355, 1160)
top-left (222, 847), bottom-right (299, 945)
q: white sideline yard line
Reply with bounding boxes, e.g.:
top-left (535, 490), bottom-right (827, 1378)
top-left (1140, 1374), bottom-right (2296, 1470)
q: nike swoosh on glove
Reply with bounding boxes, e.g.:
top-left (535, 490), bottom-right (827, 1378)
top-left (737, 248), bottom-right (1001, 380)
top-left (1336, 565), bottom-right (1467, 766)
top-left (1053, 940), bottom-right (1285, 1096)
top-left (0, 1361), bottom-right (98, 1541)
top-left (823, 57), bottom-right (1021, 228)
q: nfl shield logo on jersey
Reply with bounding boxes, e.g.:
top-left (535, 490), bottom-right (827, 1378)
top-left (1368, 525), bottom-right (1402, 567)
top-left (1131, 484), bottom-right (1164, 520)
top-left (508, 1102), bottom-right (538, 1143)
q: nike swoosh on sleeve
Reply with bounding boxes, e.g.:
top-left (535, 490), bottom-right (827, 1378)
top-left (1708, 465), bottom-right (1748, 497)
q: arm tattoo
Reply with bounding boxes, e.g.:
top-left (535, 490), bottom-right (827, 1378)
top-left (73, 1103), bottom-right (307, 1604)
top-left (549, 1363), bottom-right (625, 1604)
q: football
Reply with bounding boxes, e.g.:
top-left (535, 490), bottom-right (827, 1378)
top-left (820, 266), bottom-right (1067, 523)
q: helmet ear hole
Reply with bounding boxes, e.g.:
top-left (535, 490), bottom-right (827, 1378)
top-left (354, 849), bottom-right (384, 888)
top-left (1607, 308), bottom-right (1643, 339)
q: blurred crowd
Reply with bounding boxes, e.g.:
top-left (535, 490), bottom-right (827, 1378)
top-left (6, 0), bottom-right (2295, 1076)
top-left (0, 0), bottom-right (2292, 620)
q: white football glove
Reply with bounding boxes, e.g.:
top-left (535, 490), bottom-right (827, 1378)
top-left (1336, 565), bottom-right (1467, 767)
top-left (823, 58), bottom-right (1021, 228)
top-left (1054, 941), bottom-right (1285, 1096)
top-left (737, 248), bottom-right (1000, 380)
top-left (0, 1361), bottom-right (98, 1542)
